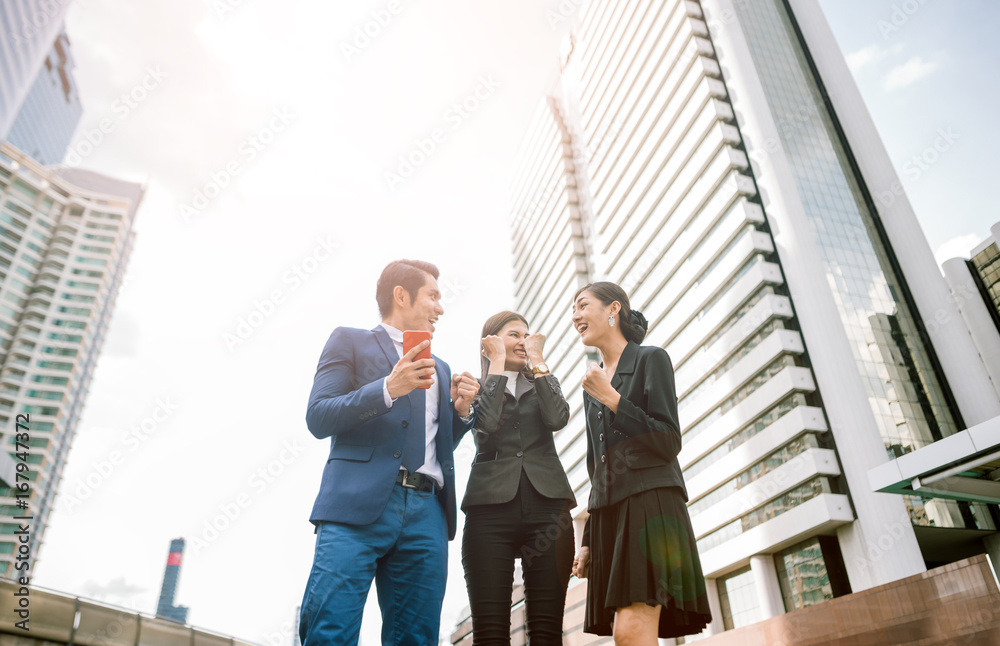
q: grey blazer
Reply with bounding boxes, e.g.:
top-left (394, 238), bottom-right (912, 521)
top-left (461, 372), bottom-right (577, 510)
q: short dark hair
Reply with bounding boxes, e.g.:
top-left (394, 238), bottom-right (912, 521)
top-left (573, 281), bottom-right (648, 344)
top-left (479, 311), bottom-right (530, 382)
top-left (376, 260), bottom-right (439, 318)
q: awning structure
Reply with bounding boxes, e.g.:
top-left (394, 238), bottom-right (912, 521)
top-left (869, 416), bottom-right (1000, 504)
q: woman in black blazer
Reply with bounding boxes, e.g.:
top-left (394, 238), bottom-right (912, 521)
top-left (569, 282), bottom-right (711, 643)
top-left (461, 311), bottom-right (576, 645)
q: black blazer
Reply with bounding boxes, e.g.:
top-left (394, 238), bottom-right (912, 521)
top-left (583, 341), bottom-right (687, 519)
top-left (460, 372), bottom-right (577, 510)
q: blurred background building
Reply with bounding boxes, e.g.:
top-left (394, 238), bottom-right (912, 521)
top-left (6, 29), bottom-right (83, 165)
top-left (156, 537), bottom-right (190, 624)
top-left (0, 0), bottom-right (74, 140)
top-left (0, 141), bottom-right (142, 579)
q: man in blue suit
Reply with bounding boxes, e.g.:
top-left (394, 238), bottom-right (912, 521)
top-left (299, 259), bottom-right (479, 645)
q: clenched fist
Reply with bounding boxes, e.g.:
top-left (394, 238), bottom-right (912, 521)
top-left (451, 372), bottom-right (479, 417)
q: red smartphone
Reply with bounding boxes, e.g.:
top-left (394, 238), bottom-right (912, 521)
top-left (403, 330), bottom-right (433, 389)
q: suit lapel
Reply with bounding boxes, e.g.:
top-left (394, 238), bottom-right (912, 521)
top-left (372, 325), bottom-right (399, 372)
top-left (611, 341), bottom-right (638, 389)
top-left (434, 358), bottom-right (453, 457)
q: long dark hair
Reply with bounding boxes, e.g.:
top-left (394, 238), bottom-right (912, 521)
top-left (479, 311), bottom-right (532, 382)
top-left (573, 282), bottom-right (648, 344)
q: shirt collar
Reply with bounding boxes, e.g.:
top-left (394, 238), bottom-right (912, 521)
top-left (380, 322), bottom-right (404, 344)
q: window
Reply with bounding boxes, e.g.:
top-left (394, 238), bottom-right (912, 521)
top-left (85, 222), bottom-right (118, 231)
top-left (61, 293), bottom-right (96, 303)
top-left (37, 360), bottom-right (73, 370)
top-left (32, 375), bottom-right (68, 385)
top-left (47, 333), bottom-right (82, 343)
top-left (79, 245), bottom-right (111, 254)
top-left (27, 390), bottom-right (64, 401)
top-left (21, 405), bottom-right (58, 416)
top-left (775, 538), bottom-right (836, 612)
top-left (53, 319), bottom-right (87, 329)
top-left (66, 281), bottom-right (99, 291)
top-left (718, 566), bottom-right (760, 630)
top-left (75, 257), bottom-right (107, 266)
top-left (57, 306), bottom-right (90, 316)
top-left (43, 346), bottom-right (78, 357)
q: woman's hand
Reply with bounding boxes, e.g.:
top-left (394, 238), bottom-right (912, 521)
top-left (481, 335), bottom-right (506, 365)
top-left (572, 546), bottom-right (590, 579)
top-left (524, 332), bottom-right (546, 365)
top-left (582, 362), bottom-right (621, 412)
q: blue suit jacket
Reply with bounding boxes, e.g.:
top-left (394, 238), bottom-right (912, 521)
top-left (305, 325), bottom-right (472, 540)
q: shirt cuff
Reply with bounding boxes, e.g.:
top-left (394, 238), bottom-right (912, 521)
top-left (383, 378), bottom-right (396, 410)
top-left (459, 404), bottom-right (475, 423)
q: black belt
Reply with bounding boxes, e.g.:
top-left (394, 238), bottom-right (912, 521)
top-left (396, 469), bottom-right (438, 493)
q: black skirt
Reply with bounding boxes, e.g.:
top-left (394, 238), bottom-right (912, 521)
top-left (585, 486), bottom-right (712, 638)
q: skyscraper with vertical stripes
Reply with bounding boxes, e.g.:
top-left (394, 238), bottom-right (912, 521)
top-left (507, 0), bottom-right (1000, 639)
top-left (0, 0), bottom-right (73, 140)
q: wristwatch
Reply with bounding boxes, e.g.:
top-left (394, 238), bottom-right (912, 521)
top-left (531, 362), bottom-right (550, 376)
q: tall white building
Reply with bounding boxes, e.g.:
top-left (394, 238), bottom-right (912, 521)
top-left (507, 0), bottom-right (1000, 638)
top-left (0, 141), bottom-right (142, 577)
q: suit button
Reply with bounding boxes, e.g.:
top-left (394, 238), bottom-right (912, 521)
top-left (516, 451), bottom-right (524, 457)
top-left (513, 422), bottom-right (520, 430)
top-left (393, 450), bottom-right (401, 459)
top-left (599, 433), bottom-right (605, 442)
top-left (402, 420), bottom-right (408, 428)
top-left (601, 454), bottom-right (607, 463)
top-left (597, 411), bottom-right (603, 420)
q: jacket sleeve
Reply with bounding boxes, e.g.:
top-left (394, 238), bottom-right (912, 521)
top-left (305, 327), bottom-right (389, 439)
top-left (453, 400), bottom-right (476, 445)
top-left (534, 374), bottom-right (570, 431)
top-left (581, 515), bottom-right (591, 548)
top-left (473, 374), bottom-right (508, 433)
top-left (608, 347), bottom-right (682, 460)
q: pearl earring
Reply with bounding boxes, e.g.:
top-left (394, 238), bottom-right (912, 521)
top-left (608, 315), bottom-right (615, 326)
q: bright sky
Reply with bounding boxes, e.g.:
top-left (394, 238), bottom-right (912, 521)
top-left (30, 1), bottom-right (1000, 645)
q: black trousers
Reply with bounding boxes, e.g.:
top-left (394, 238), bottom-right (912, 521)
top-left (461, 470), bottom-right (575, 645)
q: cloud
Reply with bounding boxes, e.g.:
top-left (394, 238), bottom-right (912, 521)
top-left (883, 55), bottom-right (942, 91)
top-left (847, 45), bottom-right (883, 72)
top-left (846, 43), bottom-right (903, 73)
top-left (80, 576), bottom-right (147, 602)
top-left (934, 233), bottom-right (983, 266)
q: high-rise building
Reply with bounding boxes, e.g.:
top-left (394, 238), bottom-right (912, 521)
top-left (0, 0), bottom-right (73, 140)
top-left (506, 0), bottom-right (1000, 639)
top-left (6, 29), bottom-right (82, 165)
top-left (156, 537), bottom-right (189, 624)
top-left (0, 141), bottom-right (142, 578)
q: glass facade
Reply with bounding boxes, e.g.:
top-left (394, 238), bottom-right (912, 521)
top-left (6, 31), bottom-right (82, 166)
top-left (970, 242), bottom-right (1000, 322)
top-left (775, 538), bottom-right (834, 611)
top-left (718, 566), bottom-right (760, 630)
top-left (732, 0), bottom-right (959, 455)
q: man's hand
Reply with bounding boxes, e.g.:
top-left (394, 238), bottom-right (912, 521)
top-left (385, 340), bottom-right (435, 399)
top-left (572, 546), bottom-right (590, 579)
top-left (451, 371), bottom-right (479, 417)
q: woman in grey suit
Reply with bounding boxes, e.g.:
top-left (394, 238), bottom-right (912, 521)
top-left (461, 311), bottom-right (576, 645)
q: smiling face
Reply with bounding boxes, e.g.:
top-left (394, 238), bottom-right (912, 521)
top-left (495, 319), bottom-right (529, 371)
top-left (395, 272), bottom-right (444, 335)
top-left (572, 289), bottom-right (620, 347)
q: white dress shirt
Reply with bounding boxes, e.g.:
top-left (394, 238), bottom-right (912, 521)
top-left (379, 323), bottom-right (444, 488)
top-left (504, 370), bottom-right (520, 397)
